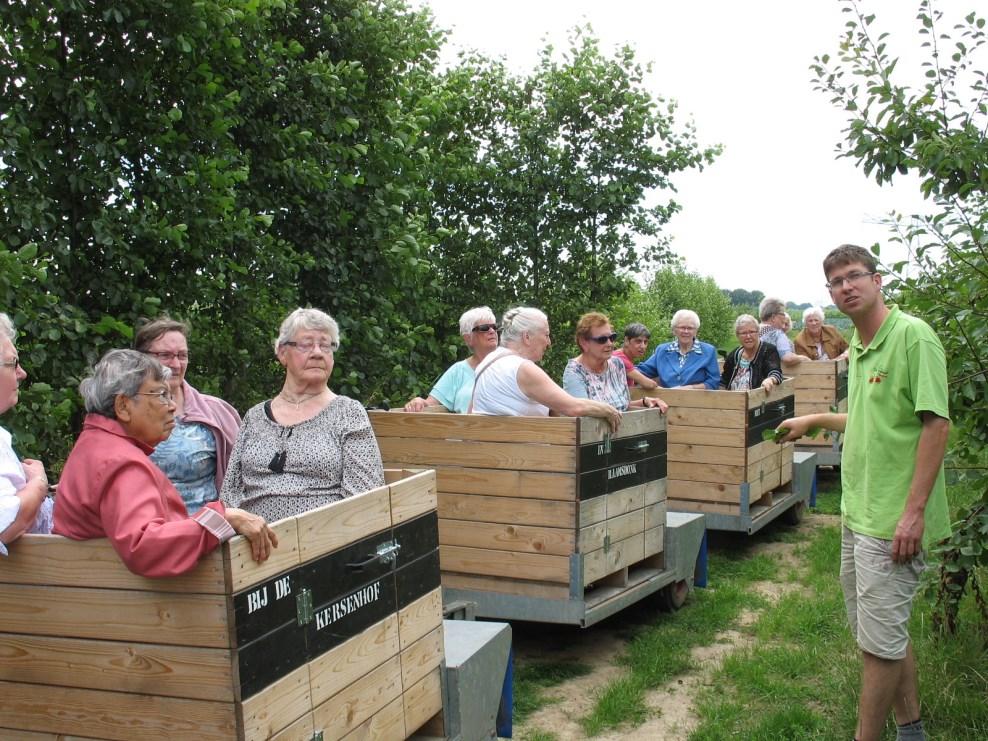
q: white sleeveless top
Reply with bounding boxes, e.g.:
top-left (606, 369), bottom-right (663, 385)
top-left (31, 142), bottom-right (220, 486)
top-left (472, 348), bottom-right (550, 417)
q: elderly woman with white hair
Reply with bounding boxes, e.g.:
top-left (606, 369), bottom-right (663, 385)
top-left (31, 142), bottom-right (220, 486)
top-left (220, 308), bottom-right (384, 522)
top-left (794, 306), bottom-right (849, 361)
top-left (53, 350), bottom-right (276, 577)
top-left (405, 306), bottom-right (499, 413)
top-left (0, 312), bottom-right (53, 555)
top-left (471, 307), bottom-right (622, 432)
top-left (721, 314), bottom-right (784, 393)
top-left (636, 309), bottom-right (720, 389)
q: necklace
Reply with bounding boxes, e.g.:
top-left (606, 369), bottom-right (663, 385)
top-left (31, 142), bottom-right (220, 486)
top-left (277, 389), bottom-right (324, 410)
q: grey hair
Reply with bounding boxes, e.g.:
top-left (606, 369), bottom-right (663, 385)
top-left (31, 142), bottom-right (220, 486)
top-left (623, 322), bottom-right (651, 340)
top-left (275, 308), bottom-right (340, 353)
top-left (758, 297), bottom-right (786, 322)
top-left (499, 307), bottom-right (548, 347)
top-left (670, 309), bottom-right (700, 331)
top-left (458, 306), bottom-right (497, 335)
top-left (734, 314), bottom-right (759, 333)
top-left (80, 349), bottom-right (171, 418)
top-left (0, 312), bottom-right (15, 343)
top-left (803, 306), bottom-right (825, 322)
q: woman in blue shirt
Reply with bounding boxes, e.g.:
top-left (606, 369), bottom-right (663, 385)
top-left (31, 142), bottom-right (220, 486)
top-left (636, 309), bottom-right (721, 389)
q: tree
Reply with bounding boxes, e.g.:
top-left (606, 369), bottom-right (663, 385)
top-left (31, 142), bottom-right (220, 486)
top-left (427, 28), bottom-right (721, 377)
top-left (812, 0), bottom-right (988, 632)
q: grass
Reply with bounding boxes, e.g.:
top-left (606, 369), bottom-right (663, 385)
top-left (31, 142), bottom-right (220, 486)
top-left (512, 660), bottom-right (593, 725)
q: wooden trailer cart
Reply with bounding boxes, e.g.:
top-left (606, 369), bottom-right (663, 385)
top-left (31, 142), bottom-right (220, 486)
top-left (789, 357), bottom-right (848, 467)
top-left (369, 409), bottom-right (706, 626)
top-left (0, 469), bottom-right (445, 740)
top-left (635, 379), bottom-right (809, 533)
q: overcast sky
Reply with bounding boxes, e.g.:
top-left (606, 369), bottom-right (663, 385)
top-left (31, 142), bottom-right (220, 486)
top-left (415, 0), bottom-right (959, 307)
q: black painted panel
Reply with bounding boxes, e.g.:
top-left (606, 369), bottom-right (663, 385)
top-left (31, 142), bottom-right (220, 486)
top-left (837, 370), bottom-right (848, 402)
top-left (237, 621), bottom-right (309, 698)
top-left (393, 511), bottom-right (439, 568)
top-left (301, 530), bottom-right (398, 609)
top-left (746, 396), bottom-right (796, 447)
top-left (578, 431), bottom-right (667, 472)
top-left (395, 549), bottom-right (441, 610)
top-left (307, 574), bottom-right (398, 657)
top-left (233, 569), bottom-right (305, 646)
top-left (577, 455), bottom-right (667, 500)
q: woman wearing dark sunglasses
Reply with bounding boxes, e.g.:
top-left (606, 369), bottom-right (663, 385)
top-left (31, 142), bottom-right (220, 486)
top-left (563, 313), bottom-right (668, 413)
top-left (404, 306), bottom-right (500, 413)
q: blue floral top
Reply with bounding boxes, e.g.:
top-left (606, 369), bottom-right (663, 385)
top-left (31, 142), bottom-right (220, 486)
top-left (150, 420), bottom-right (218, 514)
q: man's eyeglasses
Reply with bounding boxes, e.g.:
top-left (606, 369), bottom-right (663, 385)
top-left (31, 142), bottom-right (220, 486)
top-left (282, 340), bottom-right (339, 354)
top-left (825, 271), bottom-right (875, 291)
top-left (589, 333), bottom-right (619, 344)
top-left (146, 351), bottom-right (190, 363)
top-left (471, 323), bottom-right (498, 333)
top-left (136, 389), bottom-right (175, 406)
top-left (0, 357), bottom-right (21, 370)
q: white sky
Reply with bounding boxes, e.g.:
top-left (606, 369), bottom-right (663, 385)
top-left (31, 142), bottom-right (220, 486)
top-left (415, 0), bottom-right (960, 307)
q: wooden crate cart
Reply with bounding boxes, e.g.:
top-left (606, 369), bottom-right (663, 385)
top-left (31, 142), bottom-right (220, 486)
top-left (635, 379), bottom-right (807, 533)
top-left (369, 410), bottom-right (706, 627)
top-left (0, 470), bottom-right (444, 741)
top-left (790, 358), bottom-right (847, 466)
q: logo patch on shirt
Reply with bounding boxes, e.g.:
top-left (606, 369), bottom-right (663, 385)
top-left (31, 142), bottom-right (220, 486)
top-left (867, 368), bottom-right (888, 384)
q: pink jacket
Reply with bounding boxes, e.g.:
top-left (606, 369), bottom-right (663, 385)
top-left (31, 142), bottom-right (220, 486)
top-left (181, 381), bottom-right (242, 492)
top-left (53, 415), bottom-right (233, 577)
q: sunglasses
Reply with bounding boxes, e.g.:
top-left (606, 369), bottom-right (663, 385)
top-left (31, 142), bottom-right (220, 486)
top-left (472, 323), bottom-right (498, 333)
top-left (588, 333), bottom-right (618, 344)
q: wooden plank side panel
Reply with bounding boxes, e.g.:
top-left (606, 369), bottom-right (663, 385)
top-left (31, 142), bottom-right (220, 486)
top-left (240, 663), bottom-right (311, 741)
top-left (439, 492), bottom-right (576, 528)
top-left (579, 496), bottom-right (607, 526)
top-left (792, 373), bottom-right (837, 389)
top-left (583, 534), bottom-right (645, 585)
top-left (225, 516), bottom-right (301, 594)
top-left (389, 469), bottom-right (437, 525)
top-left (578, 407), bottom-right (665, 444)
top-left (645, 501), bottom-right (667, 531)
top-left (378, 437), bottom-right (575, 473)
top-left (3, 535), bottom-right (227, 593)
top-left (606, 486), bottom-right (645, 518)
top-left (440, 545), bottom-right (570, 583)
top-left (369, 411), bottom-right (577, 445)
top-left (399, 623), bottom-right (444, 690)
top-left (397, 587), bottom-right (443, 651)
top-left (644, 525), bottom-right (665, 557)
top-left (668, 460), bottom-right (745, 485)
top-left (312, 655), bottom-right (403, 740)
top-left (339, 696), bottom-right (406, 741)
top-left (0, 585), bottom-right (230, 647)
top-left (644, 478), bottom-right (667, 506)
top-left (402, 667), bottom-right (444, 737)
top-left (667, 479), bottom-right (743, 505)
top-left (296, 485), bottom-right (392, 564)
top-left (269, 713), bottom-right (315, 741)
top-left (606, 509), bottom-right (645, 544)
top-left (746, 379), bottom-right (795, 409)
top-left (441, 572), bottom-right (570, 601)
top-left (0, 633), bottom-right (234, 702)
top-left (667, 425), bottom-right (746, 447)
top-left (665, 406), bottom-right (747, 429)
top-left (666, 499), bottom-right (743, 516)
top-left (309, 614), bottom-right (400, 709)
top-left (439, 519), bottom-right (575, 556)
top-left (795, 388), bottom-right (841, 403)
top-left (578, 521), bottom-right (606, 552)
top-left (668, 442), bottom-right (746, 467)
top-left (0, 680), bottom-right (237, 741)
top-left (642, 386), bottom-right (748, 411)
top-left (429, 467), bottom-right (575, 500)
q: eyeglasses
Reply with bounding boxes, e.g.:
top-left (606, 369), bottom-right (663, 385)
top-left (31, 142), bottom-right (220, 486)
top-left (146, 351), bottom-right (190, 363)
top-left (674, 325), bottom-right (697, 332)
top-left (282, 340), bottom-right (339, 354)
top-left (135, 389), bottom-right (175, 406)
top-left (825, 271), bottom-right (875, 291)
top-left (737, 330), bottom-right (758, 337)
top-left (588, 333), bottom-right (619, 344)
top-left (1, 357), bottom-right (21, 370)
top-left (471, 324), bottom-right (498, 333)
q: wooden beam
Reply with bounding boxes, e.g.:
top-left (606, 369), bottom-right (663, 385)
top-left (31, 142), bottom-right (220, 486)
top-left (369, 411), bottom-right (576, 444)
top-left (439, 492), bottom-right (576, 528)
top-left (379, 436), bottom-right (575, 473)
top-left (440, 545), bottom-right (570, 583)
top-left (439, 519), bottom-right (575, 556)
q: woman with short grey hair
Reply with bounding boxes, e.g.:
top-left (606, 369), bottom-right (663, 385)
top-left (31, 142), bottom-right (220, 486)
top-left (721, 315), bottom-right (783, 393)
top-left (758, 297), bottom-right (807, 364)
top-left (794, 306), bottom-right (849, 361)
top-left (54, 349), bottom-right (277, 577)
top-left (471, 307), bottom-right (622, 431)
top-left (637, 308), bottom-right (720, 389)
top-left (221, 307), bottom-right (384, 522)
top-left (404, 305), bottom-right (499, 413)
top-left (1, 312), bottom-right (53, 555)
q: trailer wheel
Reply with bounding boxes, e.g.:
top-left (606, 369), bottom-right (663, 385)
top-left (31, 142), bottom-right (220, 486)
top-left (658, 579), bottom-right (690, 611)
top-left (782, 500), bottom-right (806, 526)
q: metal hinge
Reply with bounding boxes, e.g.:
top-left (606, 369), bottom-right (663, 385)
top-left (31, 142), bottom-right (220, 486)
top-left (310, 732), bottom-right (324, 741)
top-left (600, 433), bottom-right (612, 454)
top-left (296, 587), bottom-right (313, 626)
top-left (346, 539), bottom-right (401, 571)
top-left (603, 533), bottom-right (611, 553)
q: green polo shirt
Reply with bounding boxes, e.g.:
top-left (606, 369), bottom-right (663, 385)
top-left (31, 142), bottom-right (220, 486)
top-left (842, 305), bottom-right (951, 547)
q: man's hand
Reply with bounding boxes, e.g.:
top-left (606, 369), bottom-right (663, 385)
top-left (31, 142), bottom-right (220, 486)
top-left (892, 507), bottom-right (925, 563)
top-left (775, 417), bottom-right (810, 443)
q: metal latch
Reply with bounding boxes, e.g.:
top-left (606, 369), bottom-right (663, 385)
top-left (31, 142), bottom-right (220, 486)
top-left (296, 588), bottom-right (313, 626)
top-left (310, 732), bottom-right (323, 741)
top-left (346, 539), bottom-right (401, 571)
top-left (628, 439), bottom-right (650, 454)
top-left (603, 533), bottom-right (611, 553)
top-left (600, 434), bottom-right (612, 455)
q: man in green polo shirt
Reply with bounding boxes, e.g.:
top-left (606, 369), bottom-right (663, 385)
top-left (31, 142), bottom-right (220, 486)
top-left (780, 244), bottom-right (950, 741)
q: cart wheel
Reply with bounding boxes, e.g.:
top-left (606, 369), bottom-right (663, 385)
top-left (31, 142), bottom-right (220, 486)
top-left (658, 579), bottom-right (690, 611)
top-left (782, 500), bottom-right (806, 526)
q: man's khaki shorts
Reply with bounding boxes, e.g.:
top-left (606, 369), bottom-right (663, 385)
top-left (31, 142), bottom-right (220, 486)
top-left (840, 526), bottom-right (925, 660)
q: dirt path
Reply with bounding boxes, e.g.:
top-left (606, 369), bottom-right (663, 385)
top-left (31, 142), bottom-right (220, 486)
top-left (511, 513), bottom-right (840, 740)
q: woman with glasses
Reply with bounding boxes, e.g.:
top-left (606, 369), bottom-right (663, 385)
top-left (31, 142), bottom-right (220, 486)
top-left (794, 306), bottom-right (849, 361)
top-left (53, 350), bottom-right (276, 577)
top-left (220, 308), bottom-right (384, 522)
top-left (134, 317), bottom-right (242, 514)
top-left (471, 307), bottom-right (624, 431)
top-left (636, 309), bottom-right (721, 390)
top-left (721, 315), bottom-right (784, 393)
top-left (563, 312), bottom-right (668, 412)
top-left (404, 306), bottom-right (499, 413)
top-left (0, 312), bottom-right (53, 556)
